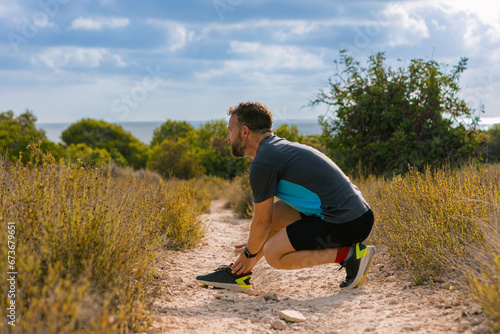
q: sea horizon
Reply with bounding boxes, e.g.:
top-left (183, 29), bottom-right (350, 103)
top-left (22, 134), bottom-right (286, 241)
top-left (36, 119), bottom-right (323, 144)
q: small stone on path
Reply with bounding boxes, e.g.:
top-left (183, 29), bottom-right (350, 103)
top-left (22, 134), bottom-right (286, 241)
top-left (279, 309), bottom-right (307, 323)
top-left (263, 291), bottom-right (278, 301)
top-left (271, 319), bottom-right (289, 330)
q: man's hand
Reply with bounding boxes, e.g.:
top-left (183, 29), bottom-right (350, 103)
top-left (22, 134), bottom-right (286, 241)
top-left (234, 243), bottom-right (246, 255)
top-left (231, 197), bottom-right (273, 275)
top-left (231, 251), bottom-right (258, 275)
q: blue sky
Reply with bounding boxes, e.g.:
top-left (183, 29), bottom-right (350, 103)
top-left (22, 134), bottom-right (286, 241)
top-left (1, 0), bottom-right (499, 127)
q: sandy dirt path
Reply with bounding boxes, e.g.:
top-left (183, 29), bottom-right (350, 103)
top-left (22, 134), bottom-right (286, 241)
top-left (141, 199), bottom-right (490, 334)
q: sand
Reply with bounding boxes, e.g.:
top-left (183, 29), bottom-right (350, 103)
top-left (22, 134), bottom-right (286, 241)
top-left (141, 199), bottom-right (491, 334)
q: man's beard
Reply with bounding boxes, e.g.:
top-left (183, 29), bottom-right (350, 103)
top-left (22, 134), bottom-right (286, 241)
top-left (231, 135), bottom-right (246, 158)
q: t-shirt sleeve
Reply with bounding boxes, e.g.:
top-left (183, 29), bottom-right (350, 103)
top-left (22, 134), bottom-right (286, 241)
top-left (249, 161), bottom-right (279, 203)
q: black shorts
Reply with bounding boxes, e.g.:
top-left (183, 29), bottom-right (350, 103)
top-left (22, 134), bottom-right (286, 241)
top-left (285, 209), bottom-right (374, 251)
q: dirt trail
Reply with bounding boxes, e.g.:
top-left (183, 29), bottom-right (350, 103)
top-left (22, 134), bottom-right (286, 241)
top-left (142, 199), bottom-right (490, 334)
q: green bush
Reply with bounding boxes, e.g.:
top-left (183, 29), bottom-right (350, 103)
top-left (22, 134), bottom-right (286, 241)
top-left (481, 124), bottom-right (500, 162)
top-left (312, 51), bottom-right (482, 176)
top-left (150, 120), bottom-right (194, 146)
top-left (148, 138), bottom-right (205, 179)
top-left (65, 143), bottom-right (117, 167)
top-left (0, 109), bottom-right (65, 163)
top-left (274, 123), bottom-right (303, 142)
top-left (192, 120), bottom-right (250, 179)
top-left (61, 119), bottom-right (148, 169)
top-left (150, 119), bottom-right (250, 179)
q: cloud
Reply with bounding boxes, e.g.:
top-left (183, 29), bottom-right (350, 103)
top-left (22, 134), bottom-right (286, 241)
top-left (31, 47), bottom-right (127, 69)
top-left (434, 0), bottom-right (500, 46)
top-left (70, 17), bottom-right (130, 30)
top-left (436, 0), bottom-right (500, 30)
top-left (228, 41), bottom-right (325, 70)
top-left (147, 19), bottom-right (197, 51)
top-left (0, 2), bottom-right (21, 19)
top-left (198, 41), bottom-right (326, 81)
top-left (376, 3), bottom-right (430, 47)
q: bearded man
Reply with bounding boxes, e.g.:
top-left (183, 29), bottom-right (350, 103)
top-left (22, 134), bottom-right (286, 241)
top-left (196, 102), bottom-right (375, 291)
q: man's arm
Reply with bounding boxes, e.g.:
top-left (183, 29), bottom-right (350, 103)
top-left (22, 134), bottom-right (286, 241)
top-left (231, 197), bottom-right (274, 275)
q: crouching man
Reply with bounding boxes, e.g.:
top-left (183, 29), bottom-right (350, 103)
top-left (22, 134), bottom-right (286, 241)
top-left (196, 102), bottom-right (375, 291)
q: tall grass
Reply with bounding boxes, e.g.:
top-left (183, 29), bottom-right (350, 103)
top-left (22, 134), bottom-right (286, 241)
top-left (225, 175), bottom-right (254, 218)
top-left (359, 163), bottom-right (500, 329)
top-left (0, 149), bottom-right (208, 333)
top-left (463, 205), bottom-right (500, 330)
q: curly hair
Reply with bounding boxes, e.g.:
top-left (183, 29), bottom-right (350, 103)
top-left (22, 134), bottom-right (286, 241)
top-left (227, 102), bottom-right (273, 134)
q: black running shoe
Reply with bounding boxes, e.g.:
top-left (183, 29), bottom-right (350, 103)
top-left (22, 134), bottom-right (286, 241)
top-left (196, 264), bottom-right (252, 292)
top-left (339, 243), bottom-right (376, 289)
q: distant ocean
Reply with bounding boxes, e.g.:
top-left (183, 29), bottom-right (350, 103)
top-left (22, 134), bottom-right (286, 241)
top-left (36, 120), bottom-right (322, 144)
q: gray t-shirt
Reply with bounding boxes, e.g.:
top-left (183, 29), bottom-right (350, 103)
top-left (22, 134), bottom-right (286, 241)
top-left (249, 135), bottom-right (370, 224)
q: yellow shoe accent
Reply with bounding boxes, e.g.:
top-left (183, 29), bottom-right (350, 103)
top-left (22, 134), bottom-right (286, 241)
top-left (355, 243), bottom-right (368, 259)
top-left (235, 275), bottom-right (252, 289)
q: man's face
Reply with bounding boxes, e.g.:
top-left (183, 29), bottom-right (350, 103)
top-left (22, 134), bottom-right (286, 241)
top-left (227, 115), bottom-right (246, 158)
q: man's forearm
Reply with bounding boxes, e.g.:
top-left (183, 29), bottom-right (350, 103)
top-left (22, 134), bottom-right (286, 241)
top-left (245, 219), bottom-right (271, 255)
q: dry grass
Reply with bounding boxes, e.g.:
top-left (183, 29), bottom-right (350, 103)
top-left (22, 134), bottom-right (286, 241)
top-left (461, 205), bottom-right (500, 330)
top-left (0, 149), bottom-right (209, 333)
top-left (358, 162), bottom-right (500, 330)
top-left (224, 175), bottom-right (254, 218)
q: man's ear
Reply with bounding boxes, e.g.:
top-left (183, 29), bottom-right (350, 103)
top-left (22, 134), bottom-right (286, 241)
top-left (241, 125), bottom-right (250, 138)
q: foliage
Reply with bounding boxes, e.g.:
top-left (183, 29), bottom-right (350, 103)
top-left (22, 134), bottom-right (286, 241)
top-left (61, 119), bottom-right (148, 169)
top-left (150, 120), bottom-right (194, 146)
top-left (0, 149), bottom-right (208, 333)
top-left (468, 213), bottom-right (500, 331)
top-left (65, 143), bottom-right (117, 167)
top-left (274, 123), bottom-right (303, 142)
top-left (360, 163), bottom-right (499, 286)
top-left (300, 135), bottom-right (326, 152)
top-left (357, 162), bottom-right (500, 330)
top-left (149, 119), bottom-right (249, 179)
top-left (481, 124), bottom-right (500, 162)
top-left (311, 51), bottom-right (483, 176)
top-left (194, 120), bottom-right (250, 179)
top-left (0, 109), bottom-right (65, 163)
top-left (148, 138), bottom-right (205, 179)
top-left (274, 124), bottom-right (325, 152)
top-left (225, 174), bottom-right (254, 218)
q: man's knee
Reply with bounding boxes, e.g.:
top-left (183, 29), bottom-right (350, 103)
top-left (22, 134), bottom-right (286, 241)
top-left (263, 241), bottom-right (285, 269)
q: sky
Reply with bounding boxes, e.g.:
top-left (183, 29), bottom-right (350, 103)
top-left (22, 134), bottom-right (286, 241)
top-left (1, 0), bottom-right (499, 127)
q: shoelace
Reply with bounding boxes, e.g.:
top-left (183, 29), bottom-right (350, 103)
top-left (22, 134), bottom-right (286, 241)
top-left (338, 256), bottom-right (354, 271)
top-left (214, 264), bottom-right (233, 271)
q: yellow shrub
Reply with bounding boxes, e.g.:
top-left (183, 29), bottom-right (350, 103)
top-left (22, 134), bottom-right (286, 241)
top-left (225, 175), bottom-right (254, 218)
top-left (471, 251), bottom-right (500, 330)
top-left (0, 150), bottom-right (208, 333)
top-left (357, 163), bottom-right (500, 329)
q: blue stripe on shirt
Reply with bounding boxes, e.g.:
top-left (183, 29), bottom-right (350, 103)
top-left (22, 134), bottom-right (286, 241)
top-left (277, 179), bottom-right (324, 219)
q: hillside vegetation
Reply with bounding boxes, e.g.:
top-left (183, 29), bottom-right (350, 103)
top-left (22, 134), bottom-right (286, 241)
top-left (0, 148), bottom-right (217, 333)
top-left (361, 163), bottom-right (500, 330)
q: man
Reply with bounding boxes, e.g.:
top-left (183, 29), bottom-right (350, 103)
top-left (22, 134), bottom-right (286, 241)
top-left (196, 102), bottom-right (375, 291)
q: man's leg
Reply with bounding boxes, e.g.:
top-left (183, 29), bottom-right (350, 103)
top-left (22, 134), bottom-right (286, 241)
top-left (257, 200), bottom-right (341, 270)
top-left (251, 200), bottom-right (302, 264)
top-left (263, 228), bottom-right (340, 270)
top-left (262, 214), bottom-right (376, 289)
